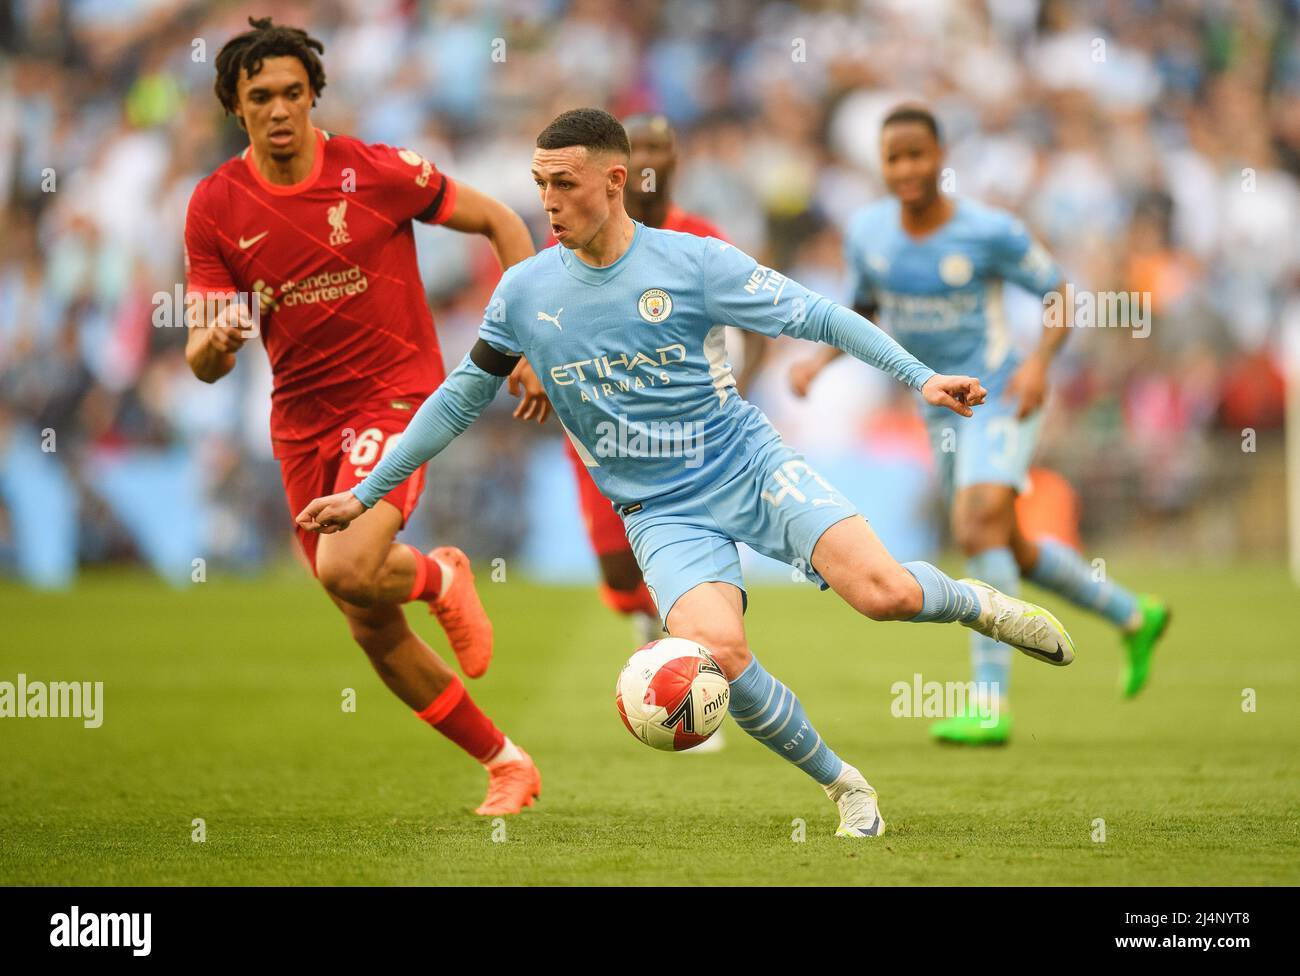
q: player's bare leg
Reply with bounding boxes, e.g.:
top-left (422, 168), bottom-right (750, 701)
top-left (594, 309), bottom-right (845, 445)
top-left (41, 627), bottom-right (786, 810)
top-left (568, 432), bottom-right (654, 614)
top-left (315, 499), bottom-right (493, 677)
top-left (329, 593), bottom-right (538, 815)
top-left (329, 593), bottom-right (456, 707)
top-left (316, 503), bottom-right (536, 814)
top-left (811, 514), bottom-right (1075, 664)
top-left (1008, 508), bottom-right (1041, 575)
top-left (666, 581), bottom-right (880, 836)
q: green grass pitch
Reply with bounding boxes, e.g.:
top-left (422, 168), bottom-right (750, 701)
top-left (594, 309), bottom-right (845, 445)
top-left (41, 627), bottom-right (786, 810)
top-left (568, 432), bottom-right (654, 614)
top-left (1, 561), bottom-right (1297, 885)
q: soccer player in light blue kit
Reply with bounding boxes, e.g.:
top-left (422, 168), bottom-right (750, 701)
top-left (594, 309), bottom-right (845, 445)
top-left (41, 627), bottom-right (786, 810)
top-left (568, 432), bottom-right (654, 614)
top-left (792, 104), bottom-right (1170, 744)
top-left (296, 109), bottom-right (1077, 837)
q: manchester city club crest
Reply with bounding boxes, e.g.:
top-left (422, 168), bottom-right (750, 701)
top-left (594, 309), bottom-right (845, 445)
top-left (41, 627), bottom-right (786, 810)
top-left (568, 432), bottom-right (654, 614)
top-left (939, 253), bottom-right (973, 286)
top-left (638, 288), bottom-right (672, 323)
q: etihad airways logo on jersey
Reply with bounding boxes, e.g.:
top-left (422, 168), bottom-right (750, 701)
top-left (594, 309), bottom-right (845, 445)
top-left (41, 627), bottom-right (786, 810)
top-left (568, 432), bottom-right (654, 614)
top-left (877, 289), bottom-right (980, 331)
top-left (549, 343), bottom-right (686, 403)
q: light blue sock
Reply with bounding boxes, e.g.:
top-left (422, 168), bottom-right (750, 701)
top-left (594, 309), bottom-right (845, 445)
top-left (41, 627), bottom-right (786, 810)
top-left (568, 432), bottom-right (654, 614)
top-left (967, 548), bottom-right (1018, 701)
top-left (901, 561), bottom-right (981, 623)
top-left (1027, 538), bottom-right (1138, 630)
top-left (729, 657), bottom-right (844, 786)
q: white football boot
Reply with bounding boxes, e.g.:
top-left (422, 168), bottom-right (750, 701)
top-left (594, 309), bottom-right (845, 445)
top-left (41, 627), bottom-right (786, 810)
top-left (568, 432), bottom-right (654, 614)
top-left (959, 578), bottom-right (1076, 666)
top-left (824, 764), bottom-right (885, 837)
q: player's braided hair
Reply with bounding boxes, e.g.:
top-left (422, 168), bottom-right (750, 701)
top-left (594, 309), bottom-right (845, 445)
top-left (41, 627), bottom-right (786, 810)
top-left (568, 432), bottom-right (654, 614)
top-left (214, 17), bottom-right (327, 125)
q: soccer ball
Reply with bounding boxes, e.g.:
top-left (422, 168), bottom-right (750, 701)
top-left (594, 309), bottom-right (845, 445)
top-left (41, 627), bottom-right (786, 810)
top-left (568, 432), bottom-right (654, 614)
top-left (615, 638), bottom-right (730, 752)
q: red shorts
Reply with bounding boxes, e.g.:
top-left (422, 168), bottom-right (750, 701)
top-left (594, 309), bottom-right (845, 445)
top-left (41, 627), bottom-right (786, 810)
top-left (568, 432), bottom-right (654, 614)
top-left (564, 436), bottom-right (633, 557)
top-left (278, 396), bottom-right (429, 571)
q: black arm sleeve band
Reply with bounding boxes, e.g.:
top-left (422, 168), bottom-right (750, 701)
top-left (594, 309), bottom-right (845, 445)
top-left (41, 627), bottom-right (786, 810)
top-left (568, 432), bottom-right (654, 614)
top-left (414, 178), bottom-right (450, 224)
top-left (470, 338), bottom-right (521, 377)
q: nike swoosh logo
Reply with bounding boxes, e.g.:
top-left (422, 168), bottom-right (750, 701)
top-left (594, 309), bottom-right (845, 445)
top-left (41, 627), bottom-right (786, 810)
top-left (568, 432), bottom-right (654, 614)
top-left (239, 231), bottom-right (269, 249)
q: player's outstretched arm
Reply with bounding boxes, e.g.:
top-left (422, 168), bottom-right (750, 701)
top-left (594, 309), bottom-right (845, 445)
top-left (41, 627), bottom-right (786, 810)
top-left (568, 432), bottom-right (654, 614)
top-left (789, 299), bottom-right (987, 416)
top-left (441, 180), bottom-right (535, 270)
top-left (784, 297), bottom-right (933, 390)
top-left (703, 241), bottom-right (985, 416)
top-left (295, 342), bottom-right (512, 534)
top-left (788, 301), bottom-right (880, 397)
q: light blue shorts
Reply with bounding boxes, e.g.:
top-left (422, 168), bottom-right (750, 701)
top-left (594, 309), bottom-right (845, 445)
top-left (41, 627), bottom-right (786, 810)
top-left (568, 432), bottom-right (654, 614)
top-left (922, 373), bottom-right (1042, 497)
top-left (621, 437), bottom-right (859, 628)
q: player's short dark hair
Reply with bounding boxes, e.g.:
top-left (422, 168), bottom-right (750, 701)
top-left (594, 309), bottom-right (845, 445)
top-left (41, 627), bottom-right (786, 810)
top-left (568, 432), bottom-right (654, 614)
top-left (214, 16), bottom-right (327, 122)
top-left (536, 108), bottom-right (631, 156)
top-left (882, 103), bottom-right (941, 143)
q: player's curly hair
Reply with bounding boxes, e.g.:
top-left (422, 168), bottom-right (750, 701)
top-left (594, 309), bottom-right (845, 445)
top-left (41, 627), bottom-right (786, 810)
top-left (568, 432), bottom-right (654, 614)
top-left (214, 17), bottom-right (327, 125)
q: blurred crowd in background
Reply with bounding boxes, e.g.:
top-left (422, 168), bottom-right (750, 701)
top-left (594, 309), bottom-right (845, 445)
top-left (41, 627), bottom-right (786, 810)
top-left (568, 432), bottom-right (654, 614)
top-left (0, 0), bottom-right (1296, 587)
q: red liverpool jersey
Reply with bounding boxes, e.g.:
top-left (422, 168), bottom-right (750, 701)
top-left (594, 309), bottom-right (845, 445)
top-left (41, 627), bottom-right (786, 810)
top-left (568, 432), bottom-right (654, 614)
top-left (184, 127), bottom-right (457, 455)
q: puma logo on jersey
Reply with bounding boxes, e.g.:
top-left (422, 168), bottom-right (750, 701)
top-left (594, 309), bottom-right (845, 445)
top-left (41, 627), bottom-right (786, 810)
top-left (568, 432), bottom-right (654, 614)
top-left (537, 308), bottom-right (563, 331)
top-left (239, 231), bottom-right (269, 249)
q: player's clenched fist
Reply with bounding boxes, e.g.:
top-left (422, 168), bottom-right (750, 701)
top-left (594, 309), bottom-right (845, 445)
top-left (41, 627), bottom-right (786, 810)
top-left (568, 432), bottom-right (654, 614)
top-left (296, 491), bottom-right (366, 534)
top-left (921, 374), bottom-right (987, 417)
top-left (208, 301), bottom-right (258, 354)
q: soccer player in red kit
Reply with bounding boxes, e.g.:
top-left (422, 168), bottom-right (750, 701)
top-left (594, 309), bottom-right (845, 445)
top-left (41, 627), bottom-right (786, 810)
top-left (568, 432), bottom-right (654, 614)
top-left (510, 114), bottom-right (727, 646)
top-left (183, 18), bottom-right (540, 815)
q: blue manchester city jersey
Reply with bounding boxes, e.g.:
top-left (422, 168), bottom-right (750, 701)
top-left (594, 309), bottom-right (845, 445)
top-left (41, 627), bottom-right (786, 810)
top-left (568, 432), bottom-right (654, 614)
top-left (479, 224), bottom-right (818, 507)
top-left (843, 197), bottom-right (1062, 378)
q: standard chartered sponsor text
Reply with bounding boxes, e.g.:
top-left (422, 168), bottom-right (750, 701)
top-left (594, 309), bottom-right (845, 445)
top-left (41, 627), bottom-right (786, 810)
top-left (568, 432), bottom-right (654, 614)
top-left (281, 264), bottom-right (370, 306)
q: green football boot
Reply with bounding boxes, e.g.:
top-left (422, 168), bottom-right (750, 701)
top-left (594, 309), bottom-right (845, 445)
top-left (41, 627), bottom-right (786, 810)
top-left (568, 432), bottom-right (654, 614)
top-left (1121, 595), bottom-right (1170, 699)
top-left (930, 707), bottom-right (1012, 745)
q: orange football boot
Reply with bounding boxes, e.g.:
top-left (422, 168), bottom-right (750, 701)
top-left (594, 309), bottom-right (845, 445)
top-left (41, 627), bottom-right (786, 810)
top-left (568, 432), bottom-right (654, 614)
top-left (427, 546), bottom-right (493, 678)
top-left (474, 749), bottom-right (541, 816)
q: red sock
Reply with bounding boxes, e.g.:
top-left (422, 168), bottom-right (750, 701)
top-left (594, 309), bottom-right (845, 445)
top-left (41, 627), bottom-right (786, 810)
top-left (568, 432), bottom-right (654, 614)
top-left (404, 545), bottom-right (444, 603)
top-left (599, 581), bottom-right (658, 618)
top-left (414, 676), bottom-right (504, 763)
